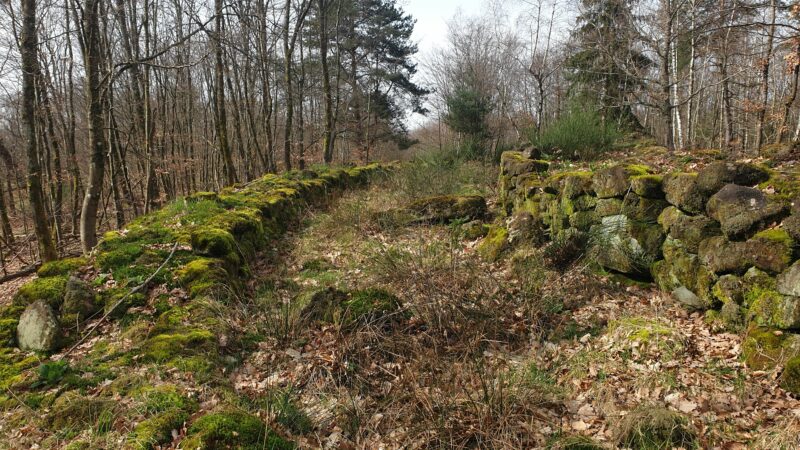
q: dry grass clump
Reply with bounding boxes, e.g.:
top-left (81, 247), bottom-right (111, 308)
top-left (614, 405), bottom-right (697, 450)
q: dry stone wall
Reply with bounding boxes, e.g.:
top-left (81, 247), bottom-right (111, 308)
top-left (499, 151), bottom-right (800, 374)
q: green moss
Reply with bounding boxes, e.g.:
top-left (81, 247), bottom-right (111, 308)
top-left (176, 258), bottom-right (229, 298)
top-left (754, 228), bottom-right (795, 249)
top-left (344, 288), bottom-right (403, 324)
top-left (134, 384), bottom-right (197, 414)
top-left (130, 409), bottom-right (188, 450)
top-left (140, 329), bottom-right (215, 363)
top-left (0, 318), bottom-right (17, 347)
top-left (37, 257), bottom-right (88, 278)
top-left (13, 275), bottom-right (68, 308)
top-left (96, 242), bottom-right (145, 272)
top-left (477, 226), bottom-right (509, 262)
top-left (101, 288), bottom-right (147, 319)
top-left (781, 356), bottom-right (800, 395)
top-left (183, 410), bottom-right (295, 450)
top-left (191, 227), bottom-right (239, 262)
top-left (625, 164), bottom-right (654, 176)
top-left (0, 351), bottom-right (38, 390)
top-left (742, 326), bottom-right (800, 370)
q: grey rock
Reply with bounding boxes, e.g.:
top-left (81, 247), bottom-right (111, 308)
top-left (17, 300), bottom-right (61, 352)
top-left (706, 184), bottom-right (788, 240)
top-left (778, 262), bottom-right (800, 297)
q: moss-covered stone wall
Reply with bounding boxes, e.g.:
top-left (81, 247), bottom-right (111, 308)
top-left (0, 164), bottom-right (387, 448)
top-left (499, 151), bottom-right (800, 378)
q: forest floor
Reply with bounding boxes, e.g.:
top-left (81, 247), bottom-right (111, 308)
top-left (2, 147), bottom-right (800, 449)
top-left (221, 154), bottom-right (800, 448)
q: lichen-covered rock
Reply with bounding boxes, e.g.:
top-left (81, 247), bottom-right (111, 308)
top-left (619, 193), bottom-right (669, 223)
top-left (508, 212), bottom-right (545, 245)
top-left (591, 215), bottom-right (664, 274)
top-left (652, 240), bottom-right (716, 306)
top-left (706, 184), bottom-right (788, 240)
top-left (593, 165), bottom-right (650, 199)
top-left (672, 286), bottom-right (705, 310)
top-left (569, 211), bottom-right (598, 231)
top-left (594, 198), bottom-right (622, 218)
top-left (779, 261), bottom-right (800, 297)
top-left (460, 220), bottom-right (489, 240)
top-left (663, 172), bottom-right (707, 214)
top-left (657, 206), bottom-right (720, 253)
top-left (17, 300), bottom-right (61, 352)
top-left (477, 226), bottom-right (509, 261)
top-left (719, 301), bottom-right (743, 330)
top-left (62, 277), bottom-right (100, 320)
top-left (785, 213), bottom-right (800, 240)
top-left (630, 174), bottom-right (664, 199)
top-left (699, 231), bottom-right (794, 274)
top-left (713, 274), bottom-right (744, 304)
top-left (405, 195), bottom-right (487, 224)
top-left (500, 151), bottom-right (549, 178)
top-left (743, 326), bottom-right (800, 370)
top-left (547, 171), bottom-right (594, 199)
top-left (696, 161), bottom-right (771, 194)
top-left (747, 288), bottom-right (800, 329)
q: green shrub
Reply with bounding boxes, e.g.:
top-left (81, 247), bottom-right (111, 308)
top-left (532, 107), bottom-right (620, 160)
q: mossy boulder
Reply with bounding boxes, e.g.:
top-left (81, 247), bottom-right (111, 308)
top-left (760, 142), bottom-right (797, 160)
top-left (719, 301), bottom-right (744, 331)
top-left (460, 220), bottom-right (489, 240)
top-left (779, 261), bottom-right (800, 297)
top-left (699, 231), bottom-right (794, 275)
top-left (614, 405), bottom-right (696, 450)
top-left (547, 171), bottom-right (594, 199)
top-left (13, 275), bottom-right (68, 309)
top-left (713, 275), bottom-right (744, 304)
top-left (630, 174), bottom-right (664, 199)
top-left (500, 151), bottom-right (549, 178)
top-left (343, 288), bottom-right (403, 325)
top-left (591, 215), bottom-right (664, 274)
top-left (17, 300), bottom-right (61, 352)
top-left (781, 356), bottom-right (800, 395)
top-left (140, 328), bottom-right (215, 362)
top-left (785, 214), bottom-right (800, 242)
top-left (619, 193), bottom-right (669, 223)
top-left (569, 210), bottom-right (598, 231)
top-left (47, 391), bottom-right (116, 430)
top-left (743, 326), bottom-right (800, 370)
top-left (663, 172), bottom-right (707, 214)
top-left (747, 286), bottom-right (800, 329)
top-left (706, 184), bottom-right (788, 240)
top-left (191, 227), bottom-right (239, 263)
top-left (595, 198), bottom-right (624, 218)
top-left (62, 277), bottom-right (100, 320)
top-left (508, 212), bottom-right (545, 244)
top-left (696, 161), bottom-right (771, 194)
top-left (477, 226), bottom-right (509, 262)
top-left (176, 258), bottom-right (229, 298)
top-left (405, 195), bottom-right (487, 224)
top-left (592, 165), bottom-right (650, 199)
top-left (657, 207), bottom-right (720, 253)
top-left (182, 410), bottom-right (294, 450)
top-left (37, 257), bottom-right (87, 278)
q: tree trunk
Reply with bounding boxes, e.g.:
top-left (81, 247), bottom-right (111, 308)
top-left (319, 0), bottom-right (335, 164)
top-left (755, 0), bottom-right (776, 152)
top-left (21, 0), bottom-right (58, 261)
top-left (78, 0), bottom-right (108, 254)
top-left (214, 0), bottom-right (237, 185)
